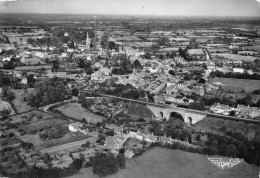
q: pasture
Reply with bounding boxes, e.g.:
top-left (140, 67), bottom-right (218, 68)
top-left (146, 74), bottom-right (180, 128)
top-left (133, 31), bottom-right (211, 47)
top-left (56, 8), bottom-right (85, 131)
top-left (70, 148), bottom-right (259, 178)
top-left (55, 102), bottom-right (104, 123)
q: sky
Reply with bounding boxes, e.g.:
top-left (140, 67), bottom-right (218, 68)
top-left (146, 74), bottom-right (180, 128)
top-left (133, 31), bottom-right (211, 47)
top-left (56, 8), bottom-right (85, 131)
top-left (0, 0), bottom-right (260, 17)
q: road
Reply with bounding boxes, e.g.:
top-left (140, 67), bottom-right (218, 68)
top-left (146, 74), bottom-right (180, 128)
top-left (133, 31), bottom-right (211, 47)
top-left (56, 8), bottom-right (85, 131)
top-left (79, 91), bottom-right (260, 124)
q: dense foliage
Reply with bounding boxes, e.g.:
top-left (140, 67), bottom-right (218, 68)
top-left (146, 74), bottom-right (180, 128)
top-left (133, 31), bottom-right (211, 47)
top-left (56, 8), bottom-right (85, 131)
top-left (26, 77), bottom-right (72, 107)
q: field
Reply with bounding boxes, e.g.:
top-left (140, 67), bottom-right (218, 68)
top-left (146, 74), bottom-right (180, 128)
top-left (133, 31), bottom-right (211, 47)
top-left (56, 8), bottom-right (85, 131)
top-left (20, 131), bottom-right (91, 150)
top-left (209, 78), bottom-right (260, 93)
top-left (70, 148), bottom-right (259, 178)
top-left (195, 117), bottom-right (260, 140)
top-left (20, 117), bottom-right (69, 131)
top-left (238, 45), bottom-right (260, 52)
top-left (15, 65), bottom-right (52, 71)
top-left (11, 109), bottom-right (53, 123)
top-left (11, 89), bottom-right (34, 113)
top-left (55, 103), bottom-right (104, 123)
top-left (211, 53), bottom-right (257, 62)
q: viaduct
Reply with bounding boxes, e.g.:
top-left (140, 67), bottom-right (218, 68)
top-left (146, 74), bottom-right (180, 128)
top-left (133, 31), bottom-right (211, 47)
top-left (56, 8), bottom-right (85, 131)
top-left (79, 91), bottom-right (260, 125)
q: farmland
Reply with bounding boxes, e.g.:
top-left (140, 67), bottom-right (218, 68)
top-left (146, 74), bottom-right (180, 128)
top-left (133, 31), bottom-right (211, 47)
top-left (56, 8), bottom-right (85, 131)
top-left (211, 53), bottom-right (257, 62)
top-left (70, 148), bottom-right (259, 178)
top-left (19, 117), bottom-right (69, 132)
top-left (55, 102), bottom-right (104, 123)
top-left (10, 109), bottom-right (53, 123)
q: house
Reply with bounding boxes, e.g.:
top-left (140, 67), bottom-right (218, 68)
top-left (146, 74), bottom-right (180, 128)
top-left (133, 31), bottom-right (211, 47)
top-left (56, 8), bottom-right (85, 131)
top-left (104, 135), bottom-right (127, 150)
top-left (69, 122), bottom-right (83, 132)
top-left (160, 135), bottom-right (173, 144)
top-left (233, 68), bottom-right (244, 73)
top-left (144, 133), bottom-right (158, 143)
top-left (128, 128), bottom-right (138, 138)
top-left (124, 149), bottom-right (135, 158)
top-left (210, 103), bottom-right (234, 115)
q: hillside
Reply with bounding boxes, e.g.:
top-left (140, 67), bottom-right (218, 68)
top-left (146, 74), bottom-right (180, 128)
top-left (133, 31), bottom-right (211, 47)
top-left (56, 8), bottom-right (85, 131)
top-left (127, 102), bottom-right (155, 119)
top-left (70, 148), bottom-right (259, 178)
top-left (195, 117), bottom-right (260, 140)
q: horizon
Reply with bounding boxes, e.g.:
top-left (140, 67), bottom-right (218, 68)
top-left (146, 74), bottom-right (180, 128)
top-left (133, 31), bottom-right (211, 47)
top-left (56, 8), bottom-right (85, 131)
top-left (1, 12), bottom-right (260, 19)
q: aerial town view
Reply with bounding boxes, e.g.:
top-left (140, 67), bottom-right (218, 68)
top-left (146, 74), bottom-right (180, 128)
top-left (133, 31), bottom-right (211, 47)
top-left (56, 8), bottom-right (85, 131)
top-left (0, 0), bottom-right (260, 178)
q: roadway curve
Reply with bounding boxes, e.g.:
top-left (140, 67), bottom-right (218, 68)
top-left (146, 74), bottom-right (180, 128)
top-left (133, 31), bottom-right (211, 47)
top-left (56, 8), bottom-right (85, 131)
top-left (79, 91), bottom-right (260, 124)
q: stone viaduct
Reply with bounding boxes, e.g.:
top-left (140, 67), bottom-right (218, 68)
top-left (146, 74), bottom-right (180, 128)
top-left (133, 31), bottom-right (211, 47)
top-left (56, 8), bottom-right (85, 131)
top-left (147, 104), bottom-right (207, 124)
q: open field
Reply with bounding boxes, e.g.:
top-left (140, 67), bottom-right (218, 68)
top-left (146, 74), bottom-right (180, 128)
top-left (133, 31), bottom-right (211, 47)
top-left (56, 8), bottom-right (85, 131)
top-left (70, 147), bottom-right (259, 178)
top-left (20, 117), bottom-right (69, 131)
top-left (211, 53), bottom-right (257, 62)
top-left (209, 77), bottom-right (260, 93)
top-left (11, 89), bottom-right (34, 113)
top-left (55, 103), bottom-right (104, 123)
top-left (195, 117), bottom-right (260, 140)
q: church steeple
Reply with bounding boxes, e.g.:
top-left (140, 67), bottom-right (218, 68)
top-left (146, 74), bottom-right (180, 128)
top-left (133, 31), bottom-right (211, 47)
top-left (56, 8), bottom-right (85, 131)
top-left (86, 32), bottom-right (90, 50)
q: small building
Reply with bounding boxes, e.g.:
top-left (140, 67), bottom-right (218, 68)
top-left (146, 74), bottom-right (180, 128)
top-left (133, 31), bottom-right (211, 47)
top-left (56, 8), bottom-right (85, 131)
top-left (69, 122), bottom-right (83, 132)
top-left (233, 68), bottom-right (244, 73)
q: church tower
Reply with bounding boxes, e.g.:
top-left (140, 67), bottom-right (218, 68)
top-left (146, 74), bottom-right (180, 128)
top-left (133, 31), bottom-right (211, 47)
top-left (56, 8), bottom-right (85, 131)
top-left (86, 32), bottom-right (91, 50)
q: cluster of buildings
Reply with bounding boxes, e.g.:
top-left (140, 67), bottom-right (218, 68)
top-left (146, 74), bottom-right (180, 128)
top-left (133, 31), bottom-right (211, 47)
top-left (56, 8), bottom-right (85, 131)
top-left (210, 103), bottom-right (260, 119)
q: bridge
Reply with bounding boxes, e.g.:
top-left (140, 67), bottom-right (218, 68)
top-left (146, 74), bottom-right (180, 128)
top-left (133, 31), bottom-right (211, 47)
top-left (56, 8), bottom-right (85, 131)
top-left (79, 91), bottom-right (260, 125)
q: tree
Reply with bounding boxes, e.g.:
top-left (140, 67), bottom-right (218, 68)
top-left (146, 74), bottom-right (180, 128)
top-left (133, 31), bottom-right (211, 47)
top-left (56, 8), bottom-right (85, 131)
top-left (133, 59), bottom-right (143, 70)
top-left (70, 159), bottom-right (83, 170)
top-left (169, 70), bottom-right (175, 76)
top-left (92, 152), bottom-right (119, 177)
top-left (52, 60), bottom-right (59, 72)
top-left (72, 88), bottom-right (79, 97)
top-left (229, 110), bottom-right (236, 116)
top-left (108, 41), bottom-right (117, 50)
top-left (117, 154), bottom-right (126, 169)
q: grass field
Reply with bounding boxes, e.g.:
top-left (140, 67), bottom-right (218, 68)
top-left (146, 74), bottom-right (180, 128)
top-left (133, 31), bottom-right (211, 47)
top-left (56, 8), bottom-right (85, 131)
top-left (11, 89), bottom-right (34, 113)
top-left (55, 103), bottom-right (104, 123)
top-left (209, 78), bottom-right (260, 93)
top-left (195, 117), bottom-right (260, 140)
top-left (70, 147), bottom-right (259, 178)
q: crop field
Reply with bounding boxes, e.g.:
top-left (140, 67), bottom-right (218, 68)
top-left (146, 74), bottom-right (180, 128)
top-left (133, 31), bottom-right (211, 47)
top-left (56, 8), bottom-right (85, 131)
top-left (133, 42), bottom-right (154, 47)
top-left (113, 36), bottom-right (142, 41)
top-left (55, 102), bottom-right (104, 123)
top-left (11, 109), bottom-right (53, 123)
top-left (211, 53), bottom-right (257, 62)
top-left (20, 117), bottom-right (69, 131)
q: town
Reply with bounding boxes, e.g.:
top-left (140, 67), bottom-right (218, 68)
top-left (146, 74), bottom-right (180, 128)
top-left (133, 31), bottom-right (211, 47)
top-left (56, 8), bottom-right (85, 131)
top-left (0, 12), bottom-right (260, 178)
